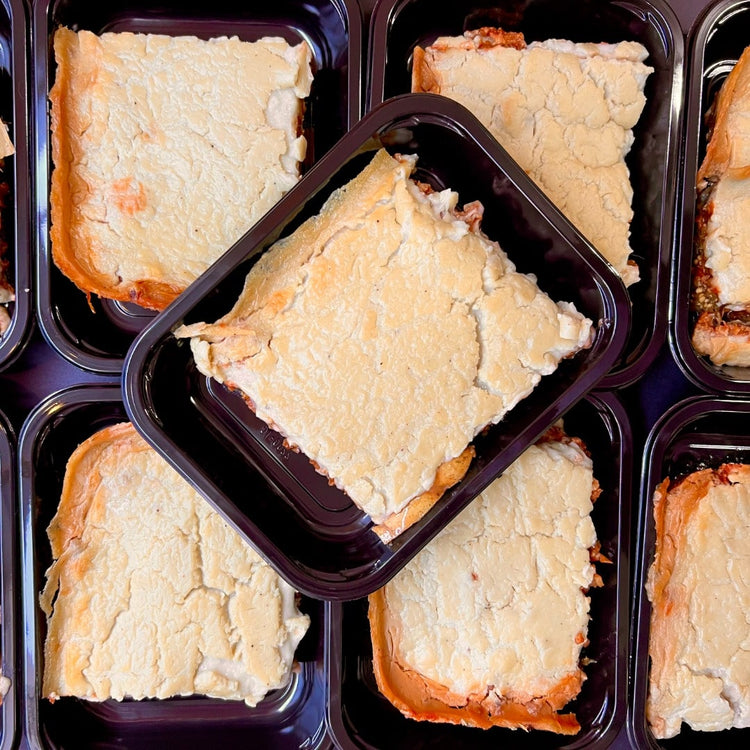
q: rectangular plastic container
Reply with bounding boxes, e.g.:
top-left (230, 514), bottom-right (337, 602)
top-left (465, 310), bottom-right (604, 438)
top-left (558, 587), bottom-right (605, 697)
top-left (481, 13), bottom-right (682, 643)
top-left (326, 391), bottom-right (632, 749)
top-left (630, 395), bottom-right (750, 748)
top-left (672, 0), bottom-right (750, 393)
top-left (0, 408), bottom-right (16, 750)
top-left (0, 0), bottom-right (31, 371)
top-left (123, 93), bottom-right (630, 601)
top-left (368, 0), bottom-right (684, 388)
top-left (18, 384), bottom-right (332, 749)
top-left (32, 0), bottom-right (362, 375)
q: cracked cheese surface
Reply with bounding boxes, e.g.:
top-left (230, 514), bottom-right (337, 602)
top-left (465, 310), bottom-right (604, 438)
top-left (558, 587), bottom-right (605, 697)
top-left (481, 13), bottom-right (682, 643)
top-left (176, 149), bottom-right (593, 527)
top-left (646, 465), bottom-right (750, 738)
top-left (50, 28), bottom-right (312, 309)
top-left (374, 439), bottom-right (596, 721)
top-left (41, 423), bottom-right (310, 706)
top-left (413, 31), bottom-right (652, 286)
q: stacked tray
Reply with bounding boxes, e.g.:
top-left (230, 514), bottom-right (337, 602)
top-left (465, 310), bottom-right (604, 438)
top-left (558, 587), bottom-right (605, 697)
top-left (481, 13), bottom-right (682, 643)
top-left (2, 0), bottom-right (750, 748)
top-left (123, 92), bottom-right (631, 599)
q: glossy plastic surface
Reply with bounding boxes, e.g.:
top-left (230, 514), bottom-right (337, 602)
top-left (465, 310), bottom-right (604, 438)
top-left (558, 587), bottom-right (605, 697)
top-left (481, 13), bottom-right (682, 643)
top-left (631, 395), bottom-right (750, 747)
top-left (368, 0), bottom-right (684, 388)
top-left (0, 0), bottom-right (31, 371)
top-left (672, 0), bottom-right (750, 393)
top-left (327, 392), bottom-right (632, 749)
top-left (0, 408), bottom-right (16, 750)
top-left (124, 94), bottom-right (630, 600)
top-left (32, 0), bottom-right (362, 374)
top-left (18, 385), bottom-right (331, 750)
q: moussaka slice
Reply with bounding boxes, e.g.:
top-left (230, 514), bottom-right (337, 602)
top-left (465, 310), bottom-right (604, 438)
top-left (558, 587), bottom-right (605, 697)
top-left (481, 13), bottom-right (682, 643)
top-left (41, 422), bottom-right (310, 706)
top-left (369, 429), bottom-right (601, 733)
top-left (50, 28), bottom-right (313, 310)
top-left (175, 148), bottom-right (593, 541)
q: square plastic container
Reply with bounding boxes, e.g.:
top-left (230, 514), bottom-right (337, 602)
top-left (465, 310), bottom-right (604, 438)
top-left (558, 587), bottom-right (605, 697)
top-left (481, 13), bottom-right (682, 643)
top-left (326, 391), bottom-right (632, 749)
top-left (0, 0), bottom-right (31, 371)
top-left (32, 0), bottom-right (362, 375)
top-left (672, 0), bottom-right (750, 393)
top-left (630, 395), bottom-right (750, 747)
top-left (368, 0), bottom-right (684, 388)
top-left (18, 384), bottom-right (331, 750)
top-left (0, 408), bottom-right (17, 750)
top-left (123, 93), bottom-right (630, 601)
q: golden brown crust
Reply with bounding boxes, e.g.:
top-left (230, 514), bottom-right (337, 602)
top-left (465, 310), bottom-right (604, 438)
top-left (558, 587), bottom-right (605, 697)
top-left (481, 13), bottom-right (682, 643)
top-left (412, 28), bottom-right (526, 94)
top-left (697, 51), bottom-right (750, 190)
top-left (692, 311), bottom-right (750, 366)
top-left (372, 446), bottom-right (475, 543)
top-left (49, 31), bottom-right (183, 310)
top-left (369, 586), bottom-right (581, 733)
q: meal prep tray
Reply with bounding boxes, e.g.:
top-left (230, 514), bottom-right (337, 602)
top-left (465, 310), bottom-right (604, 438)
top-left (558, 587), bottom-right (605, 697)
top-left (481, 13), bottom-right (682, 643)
top-left (123, 93), bottom-right (630, 601)
top-left (32, 0), bottom-right (362, 375)
top-left (671, 0), bottom-right (750, 393)
top-left (18, 384), bottom-right (331, 750)
top-left (367, 0), bottom-right (684, 389)
top-left (0, 408), bottom-right (16, 750)
top-left (327, 391), bottom-right (632, 750)
top-left (0, 0), bottom-right (31, 372)
top-left (630, 395), bottom-right (750, 748)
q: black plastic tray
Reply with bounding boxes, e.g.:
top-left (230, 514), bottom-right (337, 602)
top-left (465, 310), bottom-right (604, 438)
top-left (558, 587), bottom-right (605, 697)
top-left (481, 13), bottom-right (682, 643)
top-left (326, 391), bottom-right (632, 749)
top-left (18, 384), bottom-right (331, 750)
top-left (0, 407), bottom-right (16, 750)
top-left (0, 0), bottom-right (31, 372)
top-left (630, 395), bottom-right (750, 748)
top-left (672, 0), bottom-right (750, 393)
top-left (32, 0), bottom-right (362, 375)
top-left (123, 93), bottom-right (630, 601)
top-left (368, 0), bottom-right (683, 389)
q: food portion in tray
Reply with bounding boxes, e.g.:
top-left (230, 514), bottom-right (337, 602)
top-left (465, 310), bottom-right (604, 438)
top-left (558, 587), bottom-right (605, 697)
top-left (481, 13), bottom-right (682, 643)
top-left (41, 422), bottom-right (310, 706)
top-left (646, 464), bottom-right (750, 738)
top-left (411, 27), bottom-right (652, 287)
top-left (367, 425), bottom-right (603, 734)
top-left (0, 119), bottom-right (13, 336)
top-left (49, 27), bottom-right (313, 310)
top-left (176, 148), bottom-right (594, 543)
top-left (692, 44), bottom-right (750, 367)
